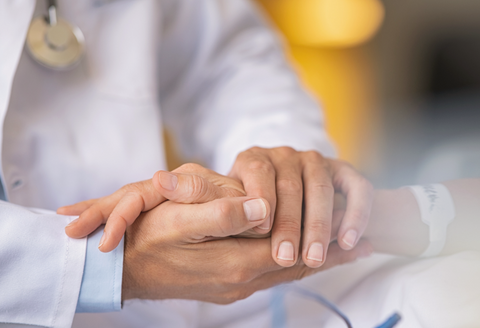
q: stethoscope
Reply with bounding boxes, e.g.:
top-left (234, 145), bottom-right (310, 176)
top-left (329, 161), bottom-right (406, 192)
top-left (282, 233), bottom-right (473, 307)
top-left (26, 0), bottom-right (85, 70)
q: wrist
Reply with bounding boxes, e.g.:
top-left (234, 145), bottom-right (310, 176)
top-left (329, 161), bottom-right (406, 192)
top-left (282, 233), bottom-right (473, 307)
top-left (365, 188), bottom-right (429, 256)
top-left (122, 226), bottom-right (140, 301)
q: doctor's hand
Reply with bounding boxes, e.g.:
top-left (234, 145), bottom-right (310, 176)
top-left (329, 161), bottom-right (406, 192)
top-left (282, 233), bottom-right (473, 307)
top-left (122, 198), bottom-right (373, 303)
top-left (228, 147), bottom-right (374, 268)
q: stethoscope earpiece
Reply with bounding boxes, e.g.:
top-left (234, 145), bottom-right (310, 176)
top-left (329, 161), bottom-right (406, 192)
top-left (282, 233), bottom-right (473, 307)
top-left (26, 0), bottom-right (84, 70)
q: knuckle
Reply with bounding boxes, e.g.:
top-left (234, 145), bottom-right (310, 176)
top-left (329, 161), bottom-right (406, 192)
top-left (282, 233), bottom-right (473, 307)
top-left (304, 150), bottom-right (324, 162)
top-left (85, 206), bottom-right (107, 224)
top-left (248, 146), bottom-right (264, 153)
top-left (238, 147), bottom-right (262, 159)
top-left (221, 289), bottom-right (252, 304)
top-left (110, 210), bottom-right (129, 227)
top-left (121, 181), bottom-right (151, 196)
top-left (215, 287), bottom-right (238, 304)
top-left (234, 289), bottom-right (253, 301)
top-left (310, 181), bottom-right (335, 196)
top-left (235, 149), bottom-right (269, 168)
top-left (227, 268), bottom-right (253, 285)
top-left (123, 192), bottom-right (146, 212)
top-left (246, 159), bottom-right (274, 175)
top-left (121, 183), bottom-right (139, 193)
top-left (185, 175), bottom-right (208, 201)
top-left (213, 201), bottom-right (238, 235)
top-left (307, 219), bottom-right (331, 236)
top-left (276, 146), bottom-right (295, 157)
top-left (348, 208), bottom-right (368, 224)
top-left (176, 163), bottom-right (204, 174)
top-left (276, 178), bottom-right (303, 194)
top-left (216, 200), bottom-right (236, 218)
top-left (279, 146), bottom-right (295, 153)
top-left (337, 159), bottom-right (354, 169)
top-left (274, 218), bottom-right (301, 235)
top-left (124, 190), bottom-right (143, 202)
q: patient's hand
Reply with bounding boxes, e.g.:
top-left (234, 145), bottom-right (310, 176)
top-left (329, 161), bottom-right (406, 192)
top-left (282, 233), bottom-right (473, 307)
top-left (60, 164), bottom-right (269, 252)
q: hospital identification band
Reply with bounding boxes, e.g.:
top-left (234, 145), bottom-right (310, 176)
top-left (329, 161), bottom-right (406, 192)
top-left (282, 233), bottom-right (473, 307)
top-left (408, 184), bottom-right (456, 257)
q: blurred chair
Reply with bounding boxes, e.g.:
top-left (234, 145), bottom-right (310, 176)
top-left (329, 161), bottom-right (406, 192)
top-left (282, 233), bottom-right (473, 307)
top-left (255, 0), bottom-right (384, 168)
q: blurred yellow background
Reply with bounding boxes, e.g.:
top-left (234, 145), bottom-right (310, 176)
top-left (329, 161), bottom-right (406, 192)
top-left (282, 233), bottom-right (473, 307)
top-left (166, 0), bottom-right (480, 187)
top-left (255, 0), bottom-right (384, 169)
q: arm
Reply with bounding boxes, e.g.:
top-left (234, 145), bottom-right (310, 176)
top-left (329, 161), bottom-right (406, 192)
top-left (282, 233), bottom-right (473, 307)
top-left (361, 179), bottom-right (480, 256)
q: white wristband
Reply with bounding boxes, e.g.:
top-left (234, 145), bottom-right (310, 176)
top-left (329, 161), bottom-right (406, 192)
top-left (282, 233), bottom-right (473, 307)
top-left (408, 184), bottom-right (456, 257)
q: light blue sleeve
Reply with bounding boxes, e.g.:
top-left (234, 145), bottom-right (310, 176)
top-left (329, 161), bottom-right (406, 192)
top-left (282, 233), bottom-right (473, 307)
top-left (76, 226), bottom-right (124, 313)
top-left (0, 174), bottom-right (122, 313)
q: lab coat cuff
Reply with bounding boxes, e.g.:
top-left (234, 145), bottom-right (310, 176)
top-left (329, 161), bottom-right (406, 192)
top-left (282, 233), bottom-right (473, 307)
top-left (76, 226), bottom-right (124, 313)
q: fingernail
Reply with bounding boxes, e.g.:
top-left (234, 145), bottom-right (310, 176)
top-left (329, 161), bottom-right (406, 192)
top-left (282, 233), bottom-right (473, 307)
top-left (277, 241), bottom-right (295, 261)
top-left (358, 244), bottom-right (374, 258)
top-left (66, 218), bottom-right (79, 227)
top-left (98, 231), bottom-right (107, 249)
top-left (243, 199), bottom-right (267, 222)
top-left (307, 242), bottom-right (324, 262)
top-left (159, 172), bottom-right (178, 191)
top-left (342, 229), bottom-right (358, 248)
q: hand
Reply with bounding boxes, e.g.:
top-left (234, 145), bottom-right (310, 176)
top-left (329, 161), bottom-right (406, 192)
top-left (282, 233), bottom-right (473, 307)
top-left (60, 165), bottom-right (252, 251)
top-left (122, 198), bottom-right (373, 303)
top-left (228, 147), bottom-right (374, 268)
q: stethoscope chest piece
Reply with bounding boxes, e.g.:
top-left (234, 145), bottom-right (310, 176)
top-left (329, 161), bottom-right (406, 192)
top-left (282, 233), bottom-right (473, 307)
top-left (26, 14), bottom-right (84, 70)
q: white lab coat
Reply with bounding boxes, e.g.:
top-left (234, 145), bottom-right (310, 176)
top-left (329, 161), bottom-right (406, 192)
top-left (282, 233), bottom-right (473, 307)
top-left (0, 0), bottom-right (334, 327)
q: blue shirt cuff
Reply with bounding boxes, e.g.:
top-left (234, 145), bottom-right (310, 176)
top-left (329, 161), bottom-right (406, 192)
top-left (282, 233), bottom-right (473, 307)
top-left (76, 226), bottom-right (124, 313)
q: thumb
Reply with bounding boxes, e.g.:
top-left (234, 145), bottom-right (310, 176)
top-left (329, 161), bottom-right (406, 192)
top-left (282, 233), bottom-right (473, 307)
top-left (153, 170), bottom-right (244, 204)
top-left (170, 196), bottom-right (271, 239)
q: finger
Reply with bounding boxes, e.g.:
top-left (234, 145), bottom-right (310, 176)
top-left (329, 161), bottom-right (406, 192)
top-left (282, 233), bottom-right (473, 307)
top-left (170, 196), bottom-right (270, 240)
top-left (153, 170), bottom-right (242, 204)
top-left (246, 240), bottom-right (373, 292)
top-left (99, 192), bottom-right (148, 252)
top-left (269, 149), bottom-right (303, 267)
top-left (65, 197), bottom-right (118, 238)
top-left (57, 199), bottom-right (98, 215)
top-left (300, 152), bottom-right (334, 268)
top-left (229, 149), bottom-right (277, 233)
top-left (330, 160), bottom-right (374, 250)
top-left (66, 180), bottom-right (165, 239)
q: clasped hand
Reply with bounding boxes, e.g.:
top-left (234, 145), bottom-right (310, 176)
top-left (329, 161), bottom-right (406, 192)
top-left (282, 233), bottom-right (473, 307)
top-left (60, 147), bottom-right (373, 302)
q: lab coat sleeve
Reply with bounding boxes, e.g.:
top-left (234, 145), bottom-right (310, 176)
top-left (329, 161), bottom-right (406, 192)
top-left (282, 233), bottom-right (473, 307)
top-left (76, 227), bottom-right (124, 313)
top-left (0, 201), bottom-right (86, 328)
top-left (159, 0), bottom-right (336, 175)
